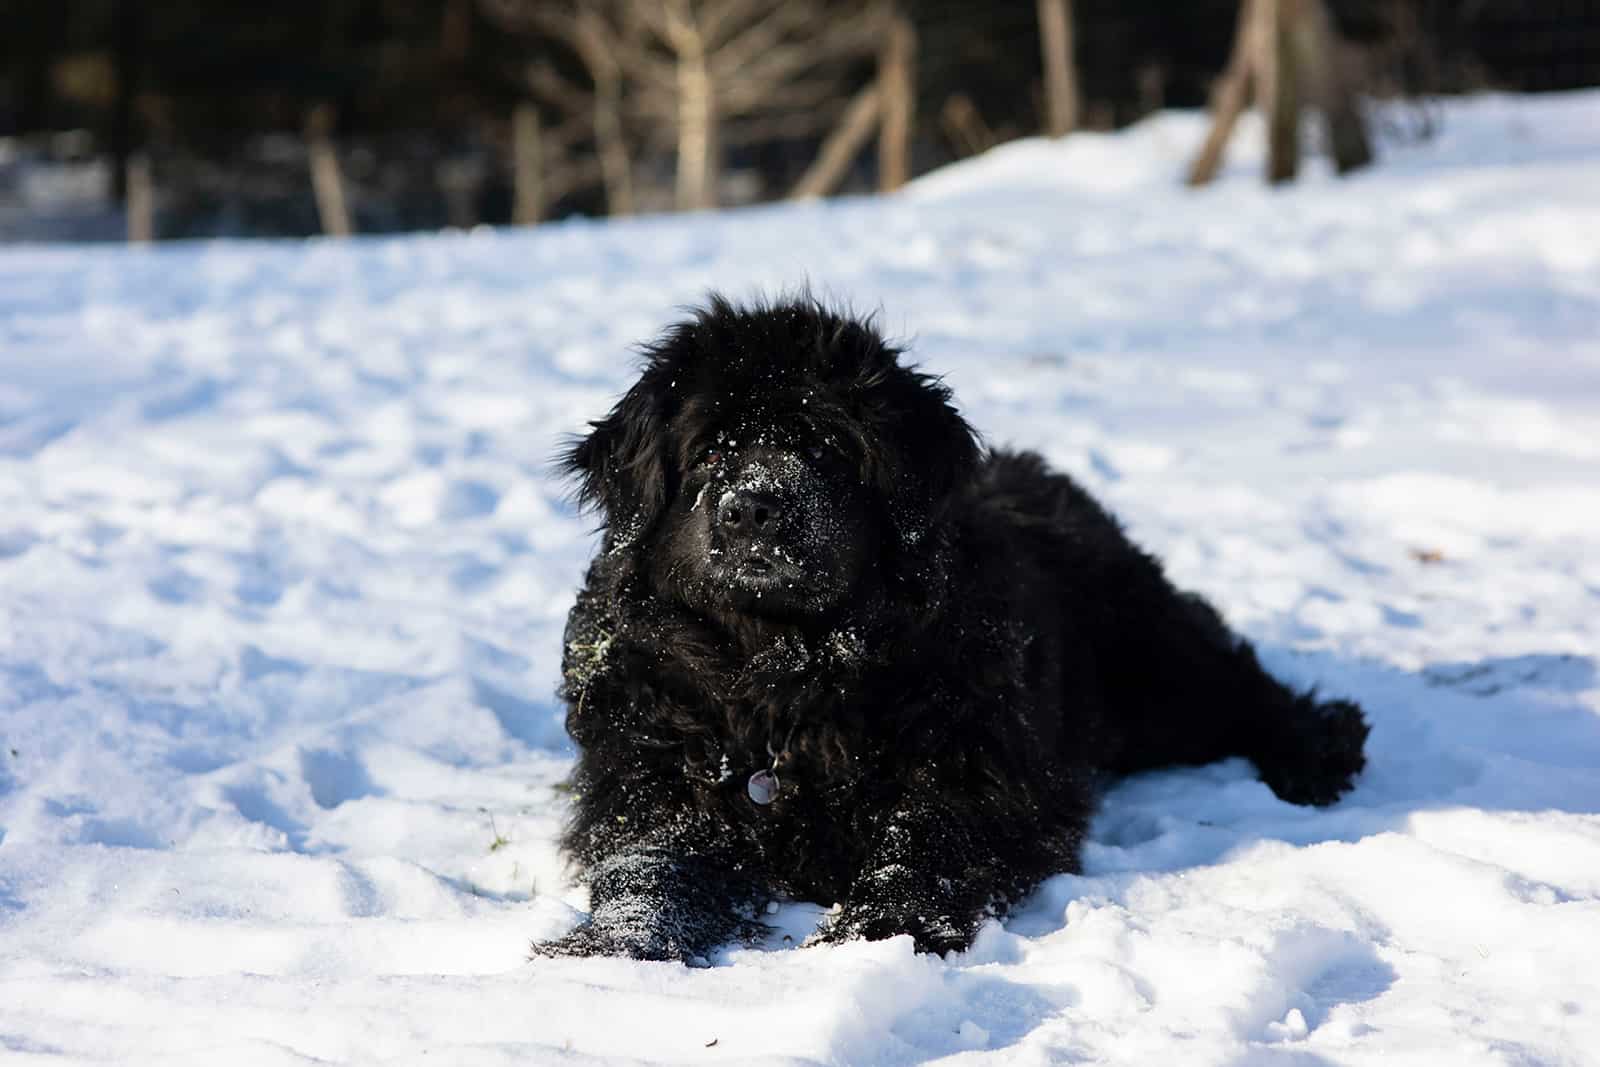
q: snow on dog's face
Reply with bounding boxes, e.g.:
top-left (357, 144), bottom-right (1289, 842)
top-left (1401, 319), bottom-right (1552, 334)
top-left (563, 296), bottom-right (982, 626)
top-left (657, 422), bottom-right (873, 621)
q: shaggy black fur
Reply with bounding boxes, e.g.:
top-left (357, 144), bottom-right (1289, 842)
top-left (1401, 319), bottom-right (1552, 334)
top-left (534, 295), bottom-right (1369, 963)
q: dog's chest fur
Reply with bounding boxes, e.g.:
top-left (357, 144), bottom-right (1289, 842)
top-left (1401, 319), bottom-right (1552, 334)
top-left (677, 633), bottom-right (898, 897)
top-left (588, 601), bottom-right (922, 900)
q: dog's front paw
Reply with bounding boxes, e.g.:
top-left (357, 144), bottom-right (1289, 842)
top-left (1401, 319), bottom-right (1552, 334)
top-left (529, 922), bottom-right (625, 960)
top-left (531, 910), bottom-right (769, 965)
top-left (530, 921), bottom-right (693, 963)
top-left (808, 904), bottom-right (971, 955)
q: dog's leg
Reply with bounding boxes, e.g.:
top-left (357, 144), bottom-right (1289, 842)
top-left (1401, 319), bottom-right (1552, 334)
top-left (530, 847), bottom-right (767, 965)
top-left (1113, 592), bottom-right (1369, 806)
top-left (1180, 593), bottom-right (1369, 806)
top-left (811, 789), bottom-right (1068, 955)
top-left (1241, 689), bottom-right (1369, 807)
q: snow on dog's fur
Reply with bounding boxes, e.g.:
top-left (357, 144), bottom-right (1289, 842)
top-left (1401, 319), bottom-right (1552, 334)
top-left (536, 295), bottom-right (1369, 962)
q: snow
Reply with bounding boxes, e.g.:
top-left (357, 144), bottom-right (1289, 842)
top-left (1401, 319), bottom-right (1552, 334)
top-left (0, 142), bottom-right (123, 244)
top-left (4, 90), bottom-right (1600, 1064)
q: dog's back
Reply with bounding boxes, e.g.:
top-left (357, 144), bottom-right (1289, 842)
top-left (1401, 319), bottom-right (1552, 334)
top-left (967, 447), bottom-right (1368, 805)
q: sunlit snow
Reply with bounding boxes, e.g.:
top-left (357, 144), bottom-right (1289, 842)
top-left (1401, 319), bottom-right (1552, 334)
top-left (2, 92), bottom-right (1599, 1064)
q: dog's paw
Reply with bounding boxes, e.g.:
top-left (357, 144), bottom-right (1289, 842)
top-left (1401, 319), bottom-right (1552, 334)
top-left (1258, 697), bottom-right (1370, 807)
top-left (529, 922), bottom-right (622, 960)
top-left (530, 921), bottom-right (688, 963)
top-left (531, 911), bottom-right (769, 965)
top-left (807, 905), bottom-right (971, 955)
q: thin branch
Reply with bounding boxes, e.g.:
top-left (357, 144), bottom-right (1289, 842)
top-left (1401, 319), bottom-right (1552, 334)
top-left (719, 73), bottom-right (870, 118)
top-left (1188, 0), bottom-right (1262, 186)
top-left (720, 105), bottom-right (848, 146)
top-left (525, 62), bottom-right (591, 114)
top-left (714, 3), bottom-right (819, 77)
top-left (790, 83), bottom-right (881, 199)
top-left (877, 8), bottom-right (915, 192)
top-left (697, 0), bottom-right (775, 51)
top-left (726, 10), bottom-right (880, 89)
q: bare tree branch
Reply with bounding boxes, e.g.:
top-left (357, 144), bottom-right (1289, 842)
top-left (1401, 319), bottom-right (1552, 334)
top-left (697, 0), bottom-right (773, 50)
top-left (877, 7), bottom-right (915, 192)
top-left (720, 105), bottom-right (849, 146)
top-left (1188, 0), bottom-right (1262, 186)
top-left (720, 73), bottom-right (870, 118)
top-left (714, 3), bottom-right (823, 78)
top-left (790, 84), bottom-right (881, 199)
top-left (524, 62), bottom-right (591, 115)
top-left (725, 9), bottom-right (880, 90)
top-left (1187, 0), bottom-right (1373, 187)
top-left (485, 0), bottom-right (883, 214)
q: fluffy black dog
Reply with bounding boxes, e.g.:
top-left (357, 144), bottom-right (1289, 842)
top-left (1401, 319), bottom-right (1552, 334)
top-left (536, 295), bottom-right (1368, 963)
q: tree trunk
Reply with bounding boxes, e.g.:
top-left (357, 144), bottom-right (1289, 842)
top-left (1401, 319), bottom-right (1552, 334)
top-left (306, 104), bottom-right (353, 237)
top-left (1187, 0), bottom-right (1260, 187)
top-left (1296, 0), bottom-right (1373, 174)
top-left (110, 0), bottom-right (143, 203)
top-left (574, 12), bottom-right (634, 217)
top-left (790, 85), bottom-right (881, 199)
top-left (1261, 0), bottom-right (1301, 184)
top-left (877, 10), bottom-right (915, 192)
top-left (437, 158), bottom-right (480, 229)
top-left (676, 48), bottom-right (718, 211)
top-left (126, 152), bottom-right (153, 243)
top-left (940, 93), bottom-right (996, 158)
top-left (1189, 0), bottom-right (1371, 187)
top-left (1137, 61), bottom-right (1166, 117)
top-left (513, 102), bottom-right (545, 225)
top-left (1037, 0), bottom-right (1079, 137)
top-left (594, 77), bottom-right (634, 216)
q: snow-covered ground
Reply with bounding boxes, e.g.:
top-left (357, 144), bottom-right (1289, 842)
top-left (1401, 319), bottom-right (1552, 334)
top-left (3, 92), bottom-right (1600, 1065)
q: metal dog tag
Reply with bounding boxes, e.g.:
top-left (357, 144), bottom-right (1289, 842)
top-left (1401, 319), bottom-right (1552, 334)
top-left (747, 769), bottom-right (780, 805)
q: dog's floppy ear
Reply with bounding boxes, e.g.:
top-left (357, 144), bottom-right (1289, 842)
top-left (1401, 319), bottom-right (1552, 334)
top-left (562, 368), bottom-right (673, 550)
top-left (867, 366), bottom-right (981, 550)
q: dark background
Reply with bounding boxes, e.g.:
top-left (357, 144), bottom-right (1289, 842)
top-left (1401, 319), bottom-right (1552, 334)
top-left (3, 0), bottom-right (1597, 240)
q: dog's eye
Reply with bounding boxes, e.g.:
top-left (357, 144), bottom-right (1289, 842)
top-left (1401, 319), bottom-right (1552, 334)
top-left (701, 449), bottom-right (724, 469)
top-left (805, 444), bottom-right (828, 462)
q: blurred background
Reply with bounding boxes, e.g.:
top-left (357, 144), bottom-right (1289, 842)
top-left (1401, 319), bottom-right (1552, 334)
top-left (3, 0), bottom-right (1598, 243)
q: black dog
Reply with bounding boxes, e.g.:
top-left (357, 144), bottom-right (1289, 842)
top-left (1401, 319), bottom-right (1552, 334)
top-left (536, 296), bottom-right (1368, 963)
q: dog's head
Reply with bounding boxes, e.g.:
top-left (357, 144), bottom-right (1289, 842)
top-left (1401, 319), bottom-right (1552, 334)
top-left (564, 296), bottom-right (980, 626)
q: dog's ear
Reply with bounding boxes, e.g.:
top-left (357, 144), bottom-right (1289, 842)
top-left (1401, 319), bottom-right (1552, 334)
top-left (562, 369), bottom-right (673, 550)
top-left (880, 370), bottom-right (981, 549)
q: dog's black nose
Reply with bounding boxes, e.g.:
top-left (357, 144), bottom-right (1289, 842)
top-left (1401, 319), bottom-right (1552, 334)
top-left (718, 490), bottom-right (781, 536)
